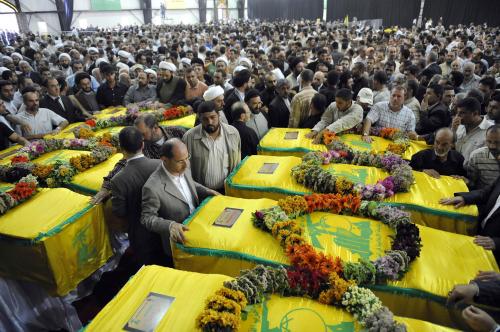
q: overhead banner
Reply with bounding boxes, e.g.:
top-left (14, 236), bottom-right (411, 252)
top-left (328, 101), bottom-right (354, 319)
top-left (91, 0), bottom-right (121, 11)
top-left (165, 0), bottom-right (186, 10)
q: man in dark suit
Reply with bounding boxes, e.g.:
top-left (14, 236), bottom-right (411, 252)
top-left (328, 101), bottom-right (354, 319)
top-left (231, 101), bottom-right (259, 158)
top-left (141, 138), bottom-right (217, 258)
top-left (421, 51), bottom-right (442, 79)
top-left (417, 83), bottom-right (452, 137)
top-left (74, 72), bottom-right (100, 114)
top-left (40, 77), bottom-right (87, 123)
top-left (223, 69), bottom-right (251, 123)
top-left (110, 127), bottom-right (165, 266)
top-left (441, 173), bottom-right (500, 262)
top-left (268, 79), bottom-right (292, 128)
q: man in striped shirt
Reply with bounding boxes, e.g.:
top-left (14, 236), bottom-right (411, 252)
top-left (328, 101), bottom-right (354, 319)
top-left (467, 125), bottom-right (500, 189)
top-left (288, 69), bottom-right (316, 128)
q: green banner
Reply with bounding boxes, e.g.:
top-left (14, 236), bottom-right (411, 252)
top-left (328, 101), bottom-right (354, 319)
top-left (91, 0), bottom-right (121, 10)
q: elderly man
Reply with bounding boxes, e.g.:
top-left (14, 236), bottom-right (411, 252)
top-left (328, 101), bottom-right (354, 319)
top-left (18, 60), bottom-right (42, 84)
top-left (288, 69), bottom-right (316, 128)
top-left (306, 88), bottom-right (363, 143)
top-left (460, 62), bottom-right (481, 92)
top-left (260, 72), bottom-right (277, 107)
top-left (182, 101), bottom-right (241, 193)
top-left (410, 127), bottom-right (466, 178)
top-left (361, 86), bottom-right (417, 143)
top-left (467, 125), bottom-right (500, 189)
top-left (141, 138), bottom-right (216, 259)
top-left (184, 67), bottom-right (208, 102)
top-left (14, 91), bottom-right (68, 139)
top-left (123, 71), bottom-right (156, 105)
top-left (156, 61), bottom-right (188, 105)
top-left (96, 64), bottom-right (128, 108)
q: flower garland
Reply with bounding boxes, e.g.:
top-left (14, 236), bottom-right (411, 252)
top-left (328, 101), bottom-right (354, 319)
top-left (0, 174), bottom-right (38, 215)
top-left (291, 139), bottom-right (414, 200)
top-left (0, 140), bottom-right (116, 188)
top-left (71, 105), bottom-right (191, 138)
top-left (340, 127), bottom-right (410, 155)
top-left (197, 193), bottom-right (420, 331)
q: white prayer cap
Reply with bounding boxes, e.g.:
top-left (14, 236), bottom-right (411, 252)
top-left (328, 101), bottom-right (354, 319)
top-left (238, 57), bottom-right (252, 69)
top-left (87, 47), bottom-right (99, 53)
top-left (233, 65), bottom-right (246, 75)
top-left (144, 68), bottom-right (157, 77)
top-left (159, 61), bottom-right (176, 72)
top-left (271, 68), bottom-right (284, 80)
top-left (0, 67), bottom-right (9, 75)
top-left (203, 85), bottom-right (224, 101)
top-left (5, 46), bottom-right (14, 51)
top-left (2, 56), bottom-right (13, 63)
top-left (357, 88), bottom-right (374, 106)
top-left (10, 52), bottom-right (22, 60)
top-left (180, 57), bottom-right (191, 66)
top-left (215, 57), bottom-right (228, 66)
top-left (117, 50), bottom-right (130, 58)
top-left (58, 53), bottom-right (71, 61)
top-left (130, 64), bottom-right (144, 72)
top-left (116, 62), bottom-right (129, 72)
top-left (95, 57), bottom-right (109, 67)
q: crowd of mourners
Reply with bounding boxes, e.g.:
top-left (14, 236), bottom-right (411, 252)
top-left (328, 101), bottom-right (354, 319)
top-left (1, 19), bottom-right (500, 331)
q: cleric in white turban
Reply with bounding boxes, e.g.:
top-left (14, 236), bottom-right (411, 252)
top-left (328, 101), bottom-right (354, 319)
top-left (158, 61), bottom-right (176, 72)
top-left (202, 85), bottom-right (228, 123)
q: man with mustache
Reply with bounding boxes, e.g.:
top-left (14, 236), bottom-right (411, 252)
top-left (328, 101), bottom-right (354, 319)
top-left (182, 100), bottom-right (241, 194)
top-left (410, 127), bottom-right (466, 179)
top-left (467, 124), bottom-right (500, 189)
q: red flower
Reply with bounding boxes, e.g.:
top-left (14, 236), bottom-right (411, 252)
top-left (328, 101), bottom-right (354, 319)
top-left (11, 155), bottom-right (29, 164)
top-left (85, 119), bottom-right (96, 127)
top-left (7, 181), bottom-right (36, 201)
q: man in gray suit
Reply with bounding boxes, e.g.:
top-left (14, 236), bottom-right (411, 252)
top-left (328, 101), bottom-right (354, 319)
top-left (141, 138), bottom-right (217, 257)
top-left (110, 127), bottom-right (165, 266)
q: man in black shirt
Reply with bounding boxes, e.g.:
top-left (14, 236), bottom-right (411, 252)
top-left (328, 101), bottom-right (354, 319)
top-left (96, 64), bottom-right (128, 108)
top-left (230, 101), bottom-right (259, 159)
top-left (410, 127), bottom-right (466, 178)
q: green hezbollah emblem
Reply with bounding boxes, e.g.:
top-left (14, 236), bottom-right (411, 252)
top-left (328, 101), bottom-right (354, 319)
top-left (340, 136), bottom-right (372, 151)
top-left (327, 168), bottom-right (368, 184)
top-left (305, 215), bottom-right (372, 260)
top-left (72, 222), bottom-right (98, 265)
top-left (245, 295), bottom-right (355, 332)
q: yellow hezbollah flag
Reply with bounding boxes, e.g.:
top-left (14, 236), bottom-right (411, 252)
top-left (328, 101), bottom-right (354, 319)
top-left (225, 155), bottom-right (478, 235)
top-left (86, 265), bottom-right (458, 332)
top-left (172, 195), bottom-right (497, 327)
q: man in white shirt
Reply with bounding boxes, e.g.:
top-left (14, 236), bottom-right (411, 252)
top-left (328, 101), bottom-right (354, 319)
top-left (14, 91), bottom-right (68, 140)
top-left (141, 138), bottom-right (215, 253)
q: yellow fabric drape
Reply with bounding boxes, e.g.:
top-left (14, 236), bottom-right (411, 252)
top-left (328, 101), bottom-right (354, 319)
top-left (86, 265), bottom-right (458, 332)
top-left (173, 195), bottom-right (498, 327)
top-left (225, 155), bottom-right (478, 235)
top-left (258, 128), bottom-right (430, 159)
top-left (0, 188), bottom-right (112, 296)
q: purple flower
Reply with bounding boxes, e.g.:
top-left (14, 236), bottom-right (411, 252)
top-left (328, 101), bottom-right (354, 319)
top-left (255, 211), bottom-right (264, 220)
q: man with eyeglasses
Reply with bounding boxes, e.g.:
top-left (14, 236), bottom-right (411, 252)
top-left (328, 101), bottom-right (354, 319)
top-left (182, 100), bottom-right (241, 194)
top-left (141, 138), bottom-right (217, 261)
